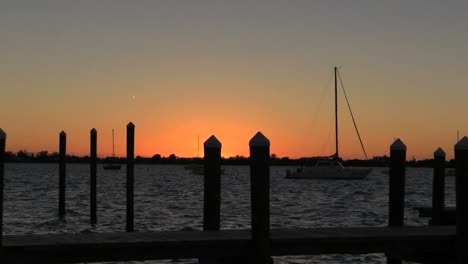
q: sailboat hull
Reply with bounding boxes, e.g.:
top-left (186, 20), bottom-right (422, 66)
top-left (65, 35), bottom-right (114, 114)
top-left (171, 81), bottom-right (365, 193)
top-left (286, 167), bottom-right (372, 179)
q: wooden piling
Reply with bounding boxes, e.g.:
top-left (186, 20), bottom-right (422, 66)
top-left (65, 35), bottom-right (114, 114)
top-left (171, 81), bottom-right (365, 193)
top-left (90, 128), bottom-right (97, 225)
top-left (126, 122), bottom-right (135, 232)
top-left (455, 136), bottom-right (468, 264)
top-left (59, 131), bottom-right (66, 218)
top-left (0, 129), bottom-right (6, 247)
top-left (387, 138), bottom-right (406, 264)
top-left (249, 132), bottom-right (271, 264)
top-left (203, 135), bottom-right (222, 231)
top-left (431, 148), bottom-right (445, 225)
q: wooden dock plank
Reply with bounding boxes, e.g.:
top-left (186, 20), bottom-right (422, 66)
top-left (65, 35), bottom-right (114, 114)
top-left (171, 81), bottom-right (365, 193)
top-left (1, 226), bottom-right (456, 263)
top-left (271, 226), bottom-right (455, 256)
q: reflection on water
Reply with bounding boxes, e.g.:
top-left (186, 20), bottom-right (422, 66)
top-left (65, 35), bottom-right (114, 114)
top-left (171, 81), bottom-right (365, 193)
top-left (3, 164), bottom-right (453, 263)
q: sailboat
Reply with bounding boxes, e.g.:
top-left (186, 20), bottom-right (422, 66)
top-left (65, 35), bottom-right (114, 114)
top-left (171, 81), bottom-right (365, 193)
top-left (286, 67), bottom-right (372, 179)
top-left (184, 135), bottom-right (203, 175)
top-left (184, 135), bottom-right (224, 175)
top-left (103, 129), bottom-right (121, 170)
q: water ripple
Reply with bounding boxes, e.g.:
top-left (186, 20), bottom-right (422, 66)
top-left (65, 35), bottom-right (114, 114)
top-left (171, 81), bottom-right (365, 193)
top-left (3, 164), bottom-right (441, 263)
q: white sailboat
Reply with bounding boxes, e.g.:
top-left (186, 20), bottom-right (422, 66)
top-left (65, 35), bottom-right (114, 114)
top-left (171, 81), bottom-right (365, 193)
top-left (103, 129), bottom-right (121, 170)
top-left (286, 67), bottom-right (372, 179)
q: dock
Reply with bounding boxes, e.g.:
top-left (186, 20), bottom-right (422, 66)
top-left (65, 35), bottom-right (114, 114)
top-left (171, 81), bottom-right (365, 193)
top-left (1, 226), bottom-right (456, 263)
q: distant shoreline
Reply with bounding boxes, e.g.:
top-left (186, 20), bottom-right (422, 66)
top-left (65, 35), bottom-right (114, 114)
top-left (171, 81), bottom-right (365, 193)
top-left (2, 157), bottom-right (454, 168)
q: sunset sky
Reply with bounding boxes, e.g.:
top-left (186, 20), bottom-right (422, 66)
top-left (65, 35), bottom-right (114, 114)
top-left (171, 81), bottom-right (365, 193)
top-left (1, 1), bottom-right (467, 160)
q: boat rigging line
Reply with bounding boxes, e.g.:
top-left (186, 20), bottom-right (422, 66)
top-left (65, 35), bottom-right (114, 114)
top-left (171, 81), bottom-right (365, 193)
top-left (336, 69), bottom-right (369, 159)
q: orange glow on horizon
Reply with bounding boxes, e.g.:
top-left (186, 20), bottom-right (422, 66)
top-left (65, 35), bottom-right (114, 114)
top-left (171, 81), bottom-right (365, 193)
top-left (2, 123), bottom-right (465, 161)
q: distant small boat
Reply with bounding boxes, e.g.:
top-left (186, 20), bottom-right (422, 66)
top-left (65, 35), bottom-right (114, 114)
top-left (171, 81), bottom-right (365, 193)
top-left (103, 129), bottom-right (121, 170)
top-left (184, 135), bottom-right (203, 175)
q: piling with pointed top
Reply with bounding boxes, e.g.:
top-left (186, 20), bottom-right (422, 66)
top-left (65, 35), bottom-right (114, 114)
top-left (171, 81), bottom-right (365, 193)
top-left (431, 148), bottom-right (445, 225)
top-left (203, 135), bottom-right (222, 231)
top-left (387, 138), bottom-right (406, 264)
top-left (0, 129), bottom-right (6, 247)
top-left (90, 128), bottom-right (97, 225)
top-left (455, 136), bottom-right (468, 263)
top-left (249, 132), bottom-right (271, 264)
top-left (126, 122), bottom-right (135, 232)
top-left (59, 131), bottom-right (67, 218)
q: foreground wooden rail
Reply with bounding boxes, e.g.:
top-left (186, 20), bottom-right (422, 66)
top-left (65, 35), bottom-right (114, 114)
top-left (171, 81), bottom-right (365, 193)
top-left (1, 226), bottom-right (456, 263)
top-left (1, 125), bottom-right (468, 263)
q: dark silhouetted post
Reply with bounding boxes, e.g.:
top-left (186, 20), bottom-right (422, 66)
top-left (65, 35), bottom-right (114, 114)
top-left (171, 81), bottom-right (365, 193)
top-left (387, 138), bottom-right (406, 264)
top-left (0, 129), bottom-right (5, 247)
top-left (203, 135), bottom-right (222, 231)
top-left (455, 137), bottom-right (468, 264)
top-left (126, 122), bottom-right (135, 232)
top-left (90, 128), bottom-right (97, 225)
top-left (199, 136), bottom-right (222, 264)
top-left (249, 132), bottom-right (270, 264)
top-left (431, 148), bottom-right (445, 225)
top-left (59, 131), bottom-right (66, 218)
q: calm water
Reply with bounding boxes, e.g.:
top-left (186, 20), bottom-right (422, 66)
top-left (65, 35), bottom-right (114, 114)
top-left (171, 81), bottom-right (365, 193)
top-left (3, 164), bottom-right (455, 264)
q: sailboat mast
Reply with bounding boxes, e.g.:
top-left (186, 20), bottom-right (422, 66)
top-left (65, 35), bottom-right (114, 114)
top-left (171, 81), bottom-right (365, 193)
top-left (112, 129), bottom-right (115, 157)
top-left (334, 66), bottom-right (339, 160)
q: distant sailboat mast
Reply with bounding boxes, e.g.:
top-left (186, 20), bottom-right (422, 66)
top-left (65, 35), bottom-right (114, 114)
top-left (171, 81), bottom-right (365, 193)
top-left (112, 128), bottom-right (115, 158)
top-left (103, 128), bottom-right (121, 170)
top-left (334, 66), bottom-right (339, 160)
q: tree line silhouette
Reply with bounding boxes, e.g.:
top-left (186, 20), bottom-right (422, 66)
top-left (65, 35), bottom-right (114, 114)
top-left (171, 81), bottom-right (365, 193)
top-left (3, 149), bottom-right (455, 167)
